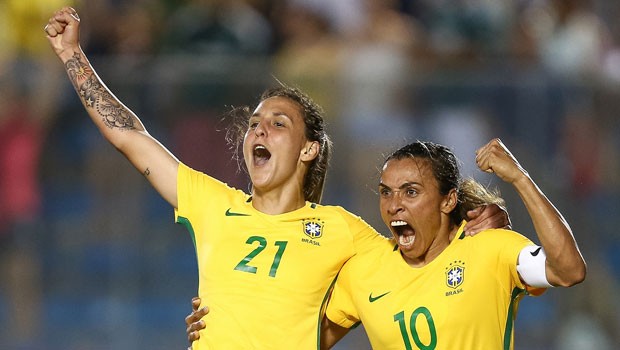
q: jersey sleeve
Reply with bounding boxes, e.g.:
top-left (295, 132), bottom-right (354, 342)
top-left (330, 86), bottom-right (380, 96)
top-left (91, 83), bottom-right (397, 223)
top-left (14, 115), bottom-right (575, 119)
top-left (174, 162), bottom-right (238, 223)
top-left (325, 260), bottom-right (360, 329)
top-left (486, 229), bottom-right (537, 291)
top-left (338, 208), bottom-right (391, 255)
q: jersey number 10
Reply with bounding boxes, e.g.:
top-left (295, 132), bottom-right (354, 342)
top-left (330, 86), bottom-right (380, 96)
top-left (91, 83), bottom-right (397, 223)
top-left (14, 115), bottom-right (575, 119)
top-left (394, 307), bottom-right (437, 350)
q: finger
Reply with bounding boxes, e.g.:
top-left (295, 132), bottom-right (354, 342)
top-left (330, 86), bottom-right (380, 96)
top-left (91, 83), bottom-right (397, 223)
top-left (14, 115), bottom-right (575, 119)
top-left (53, 9), bottom-right (79, 26)
top-left (185, 312), bottom-right (198, 326)
top-left (476, 149), bottom-right (492, 173)
top-left (475, 143), bottom-right (491, 169)
top-left (463, 204), bottom-right (507, 235)
top-left (189, 330), bottom-right (201, 342)
top-left (465, 210), bottom-right (511, 236)
top-left (191, 297), bottom-right (201, 311)
top-left (44, 23), bottom-right (57, 36)
top-left (187, 320), bottom-right (205, 333)
top-left (465, 205), bottom-right (484, 219)
top-left (185, 306), bottom-right (208, 325)
top-left (463, 205), bottom-right (488, 235)
top-left (463, 217), bottom-right (491, 236)
top-left (195, 306), bottom-right (209, 319)
top-left (46, 19), bottom-right (66, 35)
top-left (64, 6), bottom-right (79, 18)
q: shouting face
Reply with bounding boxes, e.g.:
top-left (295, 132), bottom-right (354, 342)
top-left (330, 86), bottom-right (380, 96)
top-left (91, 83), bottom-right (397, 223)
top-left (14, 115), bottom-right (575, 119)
top-left (243, 96), bottom-right (316, 199)
top-left (379, 157), bottom-right (457, 267)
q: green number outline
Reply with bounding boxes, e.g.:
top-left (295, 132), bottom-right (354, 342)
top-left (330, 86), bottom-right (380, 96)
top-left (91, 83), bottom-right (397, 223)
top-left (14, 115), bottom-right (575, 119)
top-left (394, 307), bottom-right (437, 350)
top-left (234, 236), bottom-right (288, 278)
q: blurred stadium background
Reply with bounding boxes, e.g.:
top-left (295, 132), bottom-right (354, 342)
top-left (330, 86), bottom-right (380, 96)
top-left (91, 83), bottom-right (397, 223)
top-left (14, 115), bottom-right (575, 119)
top-left (1, 0), bottom-right (619, 349)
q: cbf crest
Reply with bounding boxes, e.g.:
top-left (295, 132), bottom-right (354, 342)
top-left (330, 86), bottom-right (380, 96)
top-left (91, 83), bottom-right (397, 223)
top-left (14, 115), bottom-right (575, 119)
top-left (445, 260), bottom-right (465, 289)
top-left (302, 218), bottom-right (324, 239)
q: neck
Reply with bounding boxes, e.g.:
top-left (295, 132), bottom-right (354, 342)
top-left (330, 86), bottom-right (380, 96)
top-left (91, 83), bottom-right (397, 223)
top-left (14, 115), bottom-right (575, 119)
top-left (404, 221), bottom-right (459, 268)
top-left (251, 188), bottom-right (306, 215)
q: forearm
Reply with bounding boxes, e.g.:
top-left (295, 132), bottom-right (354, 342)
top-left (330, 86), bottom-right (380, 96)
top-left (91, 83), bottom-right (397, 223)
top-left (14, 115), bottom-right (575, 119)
top-left (511, 173), bottom-right (586, 286)
top-left (60, 47), bottom-right (146, 147)
top-left (59, 47), bottom-right (180, 207)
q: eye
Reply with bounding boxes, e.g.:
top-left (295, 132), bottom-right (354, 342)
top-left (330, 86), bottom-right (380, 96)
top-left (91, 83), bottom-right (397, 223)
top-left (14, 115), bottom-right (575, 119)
top-left (274, 121), bottom-right (285, 127)
top-left (405, 187), bottom-right (418, 197)
top-left (379, 187), bottom-right (392, 198)
top-left (248, 120), bottom-right (259, 129)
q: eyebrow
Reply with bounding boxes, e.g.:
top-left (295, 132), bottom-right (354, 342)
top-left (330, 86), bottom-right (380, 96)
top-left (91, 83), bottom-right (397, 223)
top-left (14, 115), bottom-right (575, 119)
top-left (251, 111), bottom-right (291, 118)
top-left (378, 181), bottom-right (419, 190)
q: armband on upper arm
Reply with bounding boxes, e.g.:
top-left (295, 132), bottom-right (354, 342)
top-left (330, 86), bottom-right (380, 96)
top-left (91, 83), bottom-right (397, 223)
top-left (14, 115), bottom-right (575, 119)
top-left (516, 245), bottom-right (553, 288)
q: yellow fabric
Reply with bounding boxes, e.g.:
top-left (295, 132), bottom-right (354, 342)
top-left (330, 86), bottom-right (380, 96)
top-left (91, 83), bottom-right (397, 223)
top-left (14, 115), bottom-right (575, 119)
top-left (326, 223), bottom-right (536, 350)
top-left (175, 163), bottom-right (388, 349)
top-left (1, 0), bottom-right (72, 57)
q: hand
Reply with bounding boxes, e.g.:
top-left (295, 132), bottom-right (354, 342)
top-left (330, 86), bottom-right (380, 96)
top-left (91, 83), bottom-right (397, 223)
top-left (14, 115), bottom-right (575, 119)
top-left (463, 204), bottom-right (512, 236)
top-left (44, 7), bottom-right (81, 60)
top-left (475, 138), bottom-right (527, 184)
top-left (185, 297), bottom-right (208, 348)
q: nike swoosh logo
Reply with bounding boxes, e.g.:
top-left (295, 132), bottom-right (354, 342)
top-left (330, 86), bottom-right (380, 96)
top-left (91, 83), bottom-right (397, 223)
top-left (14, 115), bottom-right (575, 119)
top-left (225, 208), bottom-right (250, 217)
top-left (368, 291), bottom-right (390, 303)
top-left (530, 247), bottom-right (542, 257)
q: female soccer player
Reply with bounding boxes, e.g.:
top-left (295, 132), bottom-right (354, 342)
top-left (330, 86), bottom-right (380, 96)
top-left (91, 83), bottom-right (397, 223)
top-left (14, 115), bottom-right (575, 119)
top-left (320, 139), bottom-right (586, 349)
top-left (45, 7), bottom-right (509, 349)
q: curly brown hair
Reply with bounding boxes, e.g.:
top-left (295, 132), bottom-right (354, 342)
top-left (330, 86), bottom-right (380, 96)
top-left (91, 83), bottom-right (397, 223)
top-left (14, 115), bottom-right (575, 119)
top-left (225, 84), bottom-right (332, 203)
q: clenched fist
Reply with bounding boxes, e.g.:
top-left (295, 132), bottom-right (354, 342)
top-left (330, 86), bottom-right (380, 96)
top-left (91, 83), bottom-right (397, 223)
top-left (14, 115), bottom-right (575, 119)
top-left (44, 7), bottom-right (81, 61)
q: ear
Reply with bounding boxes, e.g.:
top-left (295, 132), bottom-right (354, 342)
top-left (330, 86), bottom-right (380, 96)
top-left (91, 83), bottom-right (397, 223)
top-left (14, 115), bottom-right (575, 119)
top-left (440, 188), bottom-right (458, 214)
top-left (300, 140), bottom-right (320, 162)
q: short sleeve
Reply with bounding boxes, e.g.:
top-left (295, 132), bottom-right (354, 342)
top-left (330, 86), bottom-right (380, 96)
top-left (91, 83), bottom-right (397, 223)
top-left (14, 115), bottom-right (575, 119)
top-left (325, 263), bottom-right (360, 328)
top-left (339, 208), bottom-right (391, 256)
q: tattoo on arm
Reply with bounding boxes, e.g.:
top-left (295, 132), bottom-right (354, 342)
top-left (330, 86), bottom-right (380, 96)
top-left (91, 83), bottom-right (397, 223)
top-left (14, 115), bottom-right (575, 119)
top-left (65, 52), bottom-right (135, 130)
top-left (143, 168), bottom-right (150, 177)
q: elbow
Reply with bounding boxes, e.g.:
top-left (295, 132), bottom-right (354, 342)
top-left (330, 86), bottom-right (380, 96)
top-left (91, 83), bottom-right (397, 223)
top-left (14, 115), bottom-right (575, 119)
top-left (553, 260), bottom-right (587, 287)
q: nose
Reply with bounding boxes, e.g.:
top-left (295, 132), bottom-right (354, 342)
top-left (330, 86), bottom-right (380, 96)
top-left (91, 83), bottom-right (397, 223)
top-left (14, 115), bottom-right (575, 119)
top-left (254, 121), bottom-right (266, 137)
top-left (385, 194), bottom-right (404, 216)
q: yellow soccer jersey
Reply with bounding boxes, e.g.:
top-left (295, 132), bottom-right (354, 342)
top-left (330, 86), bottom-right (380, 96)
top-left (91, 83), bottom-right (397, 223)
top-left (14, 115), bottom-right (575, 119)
top-left (174, 163), bottom-right (389, 349)
top-left (326, 223), bottom-right (537, 350)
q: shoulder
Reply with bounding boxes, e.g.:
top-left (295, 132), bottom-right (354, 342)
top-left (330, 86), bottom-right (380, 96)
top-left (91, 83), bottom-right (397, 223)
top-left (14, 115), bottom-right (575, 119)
top-left (342, 242), bottom-right (395, 274)
top-left (309, 204), bottom-right (370, 227)
top-left (310, 203), bottom-right (388, 249)
top-left (178, 162), bottom-right (248, 195)
top-left (462, 228), bottom-right (534, 261)
top-left (465, 228), bottom-right (531, 244)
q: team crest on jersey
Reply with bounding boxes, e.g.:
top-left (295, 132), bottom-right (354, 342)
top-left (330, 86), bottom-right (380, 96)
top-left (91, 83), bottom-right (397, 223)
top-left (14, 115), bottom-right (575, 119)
top-left (445, 260), bottom-right (465, 289)
top-left (302, 218), bottom-right (324, 239)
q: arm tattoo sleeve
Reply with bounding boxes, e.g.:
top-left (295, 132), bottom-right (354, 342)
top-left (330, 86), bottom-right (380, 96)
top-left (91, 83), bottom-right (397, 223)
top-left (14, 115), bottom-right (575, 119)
top-left (65, 52), bottom-right (135, 130)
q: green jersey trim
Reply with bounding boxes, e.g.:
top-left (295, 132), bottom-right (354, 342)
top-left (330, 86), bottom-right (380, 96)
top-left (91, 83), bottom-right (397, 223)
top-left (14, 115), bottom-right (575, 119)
top-left (317, 275), bottom-right (340, 349)
top-left (176, 215), bottom-right (197, 252)
top-left (504, 287), bottom-right (525, 350)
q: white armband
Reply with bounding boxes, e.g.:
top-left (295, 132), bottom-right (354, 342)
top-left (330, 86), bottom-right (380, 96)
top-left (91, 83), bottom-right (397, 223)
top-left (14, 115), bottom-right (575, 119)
top-left (516, 245), bottom-right (553, 288)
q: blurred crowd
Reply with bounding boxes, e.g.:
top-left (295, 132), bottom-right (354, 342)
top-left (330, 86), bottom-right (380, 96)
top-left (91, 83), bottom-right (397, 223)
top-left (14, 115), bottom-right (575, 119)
top-left (0, 0), bottom-right (619, 349)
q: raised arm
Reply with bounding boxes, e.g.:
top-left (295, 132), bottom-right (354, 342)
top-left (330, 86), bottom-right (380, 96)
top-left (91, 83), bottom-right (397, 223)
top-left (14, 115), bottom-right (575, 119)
top-left (45, 7), bottom-right (179, 208)
top-left (476, 138), bottom-right (586, 287)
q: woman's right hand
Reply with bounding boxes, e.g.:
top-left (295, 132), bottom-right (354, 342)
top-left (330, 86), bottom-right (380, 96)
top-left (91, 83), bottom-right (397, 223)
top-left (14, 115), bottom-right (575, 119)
top-left (44, 7), bottom-right (81, 61)
top-left (185, 297), bottom-right (209, 349)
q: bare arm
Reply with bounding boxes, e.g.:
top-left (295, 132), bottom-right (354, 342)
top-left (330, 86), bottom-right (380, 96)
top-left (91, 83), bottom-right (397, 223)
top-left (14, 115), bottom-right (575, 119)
top-left (476, 138), bottom-right (586, 287)
top-left (45, 7), bottom-right (179, 208)
top-left (320, 316), bottom-right (351, 350)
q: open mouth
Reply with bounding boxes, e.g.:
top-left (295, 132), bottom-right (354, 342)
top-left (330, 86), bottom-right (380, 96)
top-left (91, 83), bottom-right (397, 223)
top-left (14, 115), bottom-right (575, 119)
top-left (253, 145), bottom-right (271, 166)
top-left (391, 220), bottom-right (415, 248)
